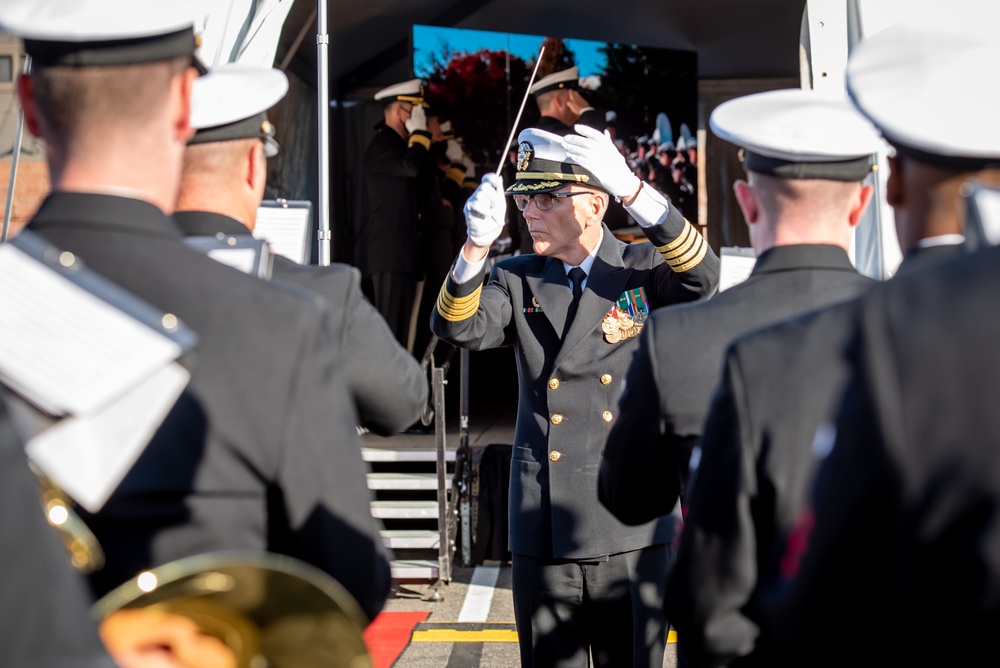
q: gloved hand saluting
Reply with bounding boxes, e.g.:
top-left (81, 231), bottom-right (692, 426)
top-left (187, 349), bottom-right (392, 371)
top-left (404, 104), bottom-right (427, 134)
top-left (464, 173), bottom-right (506, 248)
top-left (562, 124), bottom-right (642, 201)
top-left (446, 139), bottom-right (464, 163)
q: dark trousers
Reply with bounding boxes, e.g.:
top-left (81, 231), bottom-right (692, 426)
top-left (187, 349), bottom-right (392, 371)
top-left (371, 271), bottom-right (418, 351)
top-left (512, 544), bottom-right (670, 668)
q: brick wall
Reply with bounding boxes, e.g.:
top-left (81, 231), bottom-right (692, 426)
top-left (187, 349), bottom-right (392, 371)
top-left (0, 157), bottom-right (49, 238)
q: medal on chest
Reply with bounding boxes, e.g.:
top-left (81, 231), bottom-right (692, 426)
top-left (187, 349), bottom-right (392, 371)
top-left (602, 287), bottom-right (649, 343)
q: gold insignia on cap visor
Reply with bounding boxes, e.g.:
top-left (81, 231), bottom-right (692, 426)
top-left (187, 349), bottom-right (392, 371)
top-left (517, 142), bottom-right (533, 171)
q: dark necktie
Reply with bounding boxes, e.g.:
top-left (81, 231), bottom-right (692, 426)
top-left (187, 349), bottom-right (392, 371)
top-left (564, 266), bottom-right (587, 334)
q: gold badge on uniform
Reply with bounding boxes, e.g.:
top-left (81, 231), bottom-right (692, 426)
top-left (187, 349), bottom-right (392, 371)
top-left (524, 295), bottom-right (543, 313)
top-left (517, 142), bottom-right (533, 172)
top-left (602, 287), bottom-right (650, 343)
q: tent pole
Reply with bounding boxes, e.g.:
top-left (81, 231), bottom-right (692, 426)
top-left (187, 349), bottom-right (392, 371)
top-left (316, 0), bottom-right (331, 266)
top-left (3, 55), bottom-right (31, 243)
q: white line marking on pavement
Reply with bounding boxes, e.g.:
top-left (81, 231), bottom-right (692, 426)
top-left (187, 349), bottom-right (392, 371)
top-left (457, 565), bottom-right (500, 622)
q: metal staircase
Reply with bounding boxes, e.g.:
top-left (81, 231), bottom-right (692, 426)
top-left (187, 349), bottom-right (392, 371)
top-left (361, 340), bottom-right (473, 589)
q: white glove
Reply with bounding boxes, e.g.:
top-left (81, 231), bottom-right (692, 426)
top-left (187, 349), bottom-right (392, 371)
top-left (562, 124), bottom-right (642, 199)
top-left (446, 139), bottom-right (464, 163)
top-left (404, 104), bottom-right (427, 134)
top-left (464, 173), bottom-right (506, 248)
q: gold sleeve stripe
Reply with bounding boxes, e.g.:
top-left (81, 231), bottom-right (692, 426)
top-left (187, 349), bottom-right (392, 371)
top-left (656, 220), bottom-right (697, 253)
top-left (408, 133), bottom-right (431, 150)
top-left (656, 225), bottom-right (697, 260)
top-left (445, 166), bottom-right (465, 185)
top-left (436, 281), bottom-right (483, 322)
top-left (667, 233), bottom-right (705, 268)
top-left (671, 236), bottom-right (709, 272)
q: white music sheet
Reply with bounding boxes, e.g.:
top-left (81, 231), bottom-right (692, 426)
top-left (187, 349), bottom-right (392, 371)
top-left (0, 243), bottom-right (183, 417)
top-left (254, 202), bottom-right (311, 264)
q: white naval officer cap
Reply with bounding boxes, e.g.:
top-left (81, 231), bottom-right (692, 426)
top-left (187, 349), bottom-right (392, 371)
top-left (845, 4), bottom-right (1000, 169)
top-left (374, 78), bottom-right (426, 106)
top-left (189, 64), bottom-right (289, 158)
top-left (505, 127), bottom-right (608, 195)
top-left (710, 88), bottom-right (883, 181)
top-left (0, 0), bottom-right (206, 68)
top-left (529, 67), bottom-right (580, 96)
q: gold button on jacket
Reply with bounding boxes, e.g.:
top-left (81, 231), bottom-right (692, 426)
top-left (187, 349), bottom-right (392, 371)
top-left (602, 410), bottom-right (614, 422)
top-left (548, 378), bottom-right (560, 390)
top-left (549, 451), bottom-right (562, 462)
top-left (600, 373), bottom-right (612, 385)
top-left (550, 413), bottom-right (564, 425)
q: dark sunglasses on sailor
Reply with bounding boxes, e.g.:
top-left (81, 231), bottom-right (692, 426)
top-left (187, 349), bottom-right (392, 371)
top-left (512, 190), bottom-right (594, 212)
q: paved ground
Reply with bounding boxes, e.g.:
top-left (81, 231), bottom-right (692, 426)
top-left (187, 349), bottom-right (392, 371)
top-left (379, 562), bottom-right (679, 668)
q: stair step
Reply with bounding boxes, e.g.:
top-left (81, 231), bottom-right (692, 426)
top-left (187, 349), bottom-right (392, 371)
top-left (390, 559), bottom-right (439, 580)
top-left (371, 500), bottom-right (440, 519)
top-left (363, 446), bottom-right (456, 463)
top-left (367, 472), bottom-right (452, 491)
top-left (381, 529), bottom-right (440, 549)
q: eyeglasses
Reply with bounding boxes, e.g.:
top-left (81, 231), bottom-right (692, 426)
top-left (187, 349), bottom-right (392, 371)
top-left (512, 191), bottom-right (592, 212)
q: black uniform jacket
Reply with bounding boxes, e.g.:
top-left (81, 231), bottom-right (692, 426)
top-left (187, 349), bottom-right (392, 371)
top-left (600, 244), bottom-right (874, 528)
top-left (29, 193), bottom-right (391, 622)
top-left (754, 245), bottom-right (995, 667)
top-left (174, 210), bottom-right (427, 436)
top-left (361, 126), bottom-right (428, 275)
top-left (1, 398), bottom-right (114, 668)
top-left (431, 211), bottom-right (719, 559)
top-left (661, 244), bottom-right (961, 667)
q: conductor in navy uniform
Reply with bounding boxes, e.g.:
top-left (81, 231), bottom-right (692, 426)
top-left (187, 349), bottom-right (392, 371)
top-left (174, 64), bottom-right (427, 437)
top-left (758, 12), bottom-right (1000, 667)
top-left (431, 125), bottom-right (719, 668)
top-left (599, 89), bottom-right (883, 536)
top-left (1, 0), bottom-right (391, 622)
top-left (360, 78), bottom-right (434, 350)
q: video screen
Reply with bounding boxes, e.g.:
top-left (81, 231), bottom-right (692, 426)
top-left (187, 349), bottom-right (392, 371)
top-left (412, 25), bottom-right (699, 226)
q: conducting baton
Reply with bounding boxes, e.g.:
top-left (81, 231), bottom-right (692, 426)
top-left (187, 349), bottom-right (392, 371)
top-left (495, 45), bottom-right (546, 176)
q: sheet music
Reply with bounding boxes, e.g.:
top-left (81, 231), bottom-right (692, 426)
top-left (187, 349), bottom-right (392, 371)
top-left (207, 247), bottom-right (258, 274)
top-left (255, 201), bottom-right (312, 264)
top-left (26, 362), bottom-right (191, 513)
top-left (718, 246), bottom-right (757, 292)
top-left (0, 243), bottom-right (184, 417)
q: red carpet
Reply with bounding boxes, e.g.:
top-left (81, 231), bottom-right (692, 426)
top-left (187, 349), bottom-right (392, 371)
top-left (363, 611), bottom-right (430, 668)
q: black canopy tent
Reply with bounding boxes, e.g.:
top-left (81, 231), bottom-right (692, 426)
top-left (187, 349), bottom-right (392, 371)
top-left (263, 0), bottom-right (808, 266)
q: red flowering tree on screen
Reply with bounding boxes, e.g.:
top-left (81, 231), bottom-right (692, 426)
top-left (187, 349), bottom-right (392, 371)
top-left (423, 49), bottom-right (533, 169)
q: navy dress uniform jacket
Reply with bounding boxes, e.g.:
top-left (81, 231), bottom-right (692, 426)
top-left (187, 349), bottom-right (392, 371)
top-left (29, 193), bottom-right (391, 622)
top-left (174, 210), bottom-right (428, 436)
top-left (600, 244), bottom-right (875, 527)
top-left (0, 398), bottom-right (115, 668)
top-left (664, 244), bottom-right (961, 667)
top-left (761, 243), bottom-right (1000, 666)
top-left (431, 211), bottom-right (719, 560)
top-left (360, 126), bottom-right (428, 276)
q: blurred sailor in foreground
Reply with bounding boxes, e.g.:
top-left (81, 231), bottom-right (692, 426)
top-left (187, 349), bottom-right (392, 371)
top-left (599, 89), bottom-right (881, 534)
top-left (0, 397), bottom-right (115, 667)
top-left (175, 63), bottom-right (427, 436)
top-left (668, 22), bottom-right (988, 667)
top-left (0, 0), bottom-right (391, 621)
top-left (431, 125), bottom-right (718, 667)
top-left (760, 9), bottom-right (1000, 667)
